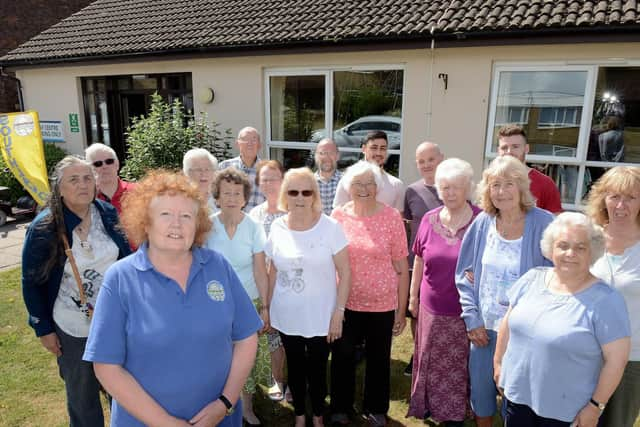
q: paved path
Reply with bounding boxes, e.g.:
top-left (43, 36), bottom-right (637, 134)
top-left (0, 217), bottom-right (30, 272)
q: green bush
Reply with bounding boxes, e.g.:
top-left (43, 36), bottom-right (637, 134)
top-left (0, 143), bottom-right (66, 203)
top-left (120, 93), bottom-right (234, 180)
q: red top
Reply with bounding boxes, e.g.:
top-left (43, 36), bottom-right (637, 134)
top-left (97, 178), bottom-right (135, 214)
top-left (529, 168), bottom-right (562, 214)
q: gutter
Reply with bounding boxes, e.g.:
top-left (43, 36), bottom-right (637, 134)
top-left (0, 67), bottom-right (24, 111)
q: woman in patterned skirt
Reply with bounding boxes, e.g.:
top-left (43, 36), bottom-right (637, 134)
top-left (406, 158), bottom-right (480, 426)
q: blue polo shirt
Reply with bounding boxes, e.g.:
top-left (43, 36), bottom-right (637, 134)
top-left (83, 244), bottom-right (262, 427)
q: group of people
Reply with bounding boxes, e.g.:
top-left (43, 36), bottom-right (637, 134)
top-left (20, 123), bottom-right (640, 427)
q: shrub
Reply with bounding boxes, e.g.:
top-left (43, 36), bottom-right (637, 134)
top-left (0, 142), bottom-right (66, 203)
top-left (120, 93), bottom-right (234, 180)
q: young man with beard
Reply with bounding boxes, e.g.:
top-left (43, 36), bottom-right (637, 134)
top-left (333, 131), bottom-right (405, 213)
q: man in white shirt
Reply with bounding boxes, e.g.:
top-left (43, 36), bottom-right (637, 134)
top-left (333, 130), bottom-right (405, 213)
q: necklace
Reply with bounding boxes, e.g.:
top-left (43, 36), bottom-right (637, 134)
top-left (75, 208), bottom-right (93, 252)
top-left (496, 213), bottom-right (525, 239)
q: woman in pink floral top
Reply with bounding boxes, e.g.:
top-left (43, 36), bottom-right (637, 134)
top-left (330, 161), bottom-right (409, 427)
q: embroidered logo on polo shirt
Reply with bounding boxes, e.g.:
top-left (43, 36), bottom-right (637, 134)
top-left (206, 281), bottom-right (225, 301)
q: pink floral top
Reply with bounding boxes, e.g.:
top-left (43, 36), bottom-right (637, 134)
top-left (332, 204), bottom-right (408, 312)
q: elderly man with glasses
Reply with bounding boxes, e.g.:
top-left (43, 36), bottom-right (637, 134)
top-left (219, 126), bottom-right (266, 211)
top-left (85, 143), bottom-right (135, 214)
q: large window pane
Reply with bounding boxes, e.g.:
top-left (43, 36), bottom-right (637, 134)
top-left (270, 75), bottom-right (325, 142)
top-left (491, 70), bottom-right (587, 156)
top-left (333, 70), bottom-right (403, 151)
top-left (588, 67), bottom-right (640, 163)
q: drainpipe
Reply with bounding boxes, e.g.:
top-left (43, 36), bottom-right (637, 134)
top-left (425, 26), bottom-right (436, 137)
top-left (0, 67), bottom-right (25, 111)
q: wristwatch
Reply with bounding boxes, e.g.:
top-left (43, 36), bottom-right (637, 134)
top-left (589, 398), bottom-right (606, 412)
top-left (218, 394), bottom-right (234, 416)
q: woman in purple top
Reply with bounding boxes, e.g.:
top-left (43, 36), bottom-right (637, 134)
top-left (407, 158), bottom-right (481, 426)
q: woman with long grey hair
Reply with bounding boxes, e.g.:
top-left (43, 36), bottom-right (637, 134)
top-left (21, 155), bottom-right (131, 426)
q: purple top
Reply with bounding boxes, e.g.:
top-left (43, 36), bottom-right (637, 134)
top-left (413, 203), bottom-right (481, 316)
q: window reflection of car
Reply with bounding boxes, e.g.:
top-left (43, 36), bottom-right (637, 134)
top-left (309, 116), bottom-right (401, 172)
top-left (310, 115), bottom-right (401, 149)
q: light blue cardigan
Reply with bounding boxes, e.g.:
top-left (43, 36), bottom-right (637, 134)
top-left (455, 207), bottom-right (554, 331)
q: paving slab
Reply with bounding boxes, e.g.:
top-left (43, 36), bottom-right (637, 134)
top-left (0, 218), bottom-right (31, 272)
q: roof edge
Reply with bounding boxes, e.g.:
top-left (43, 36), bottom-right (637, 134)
top-left (3, 25), bottom-right (640, 69)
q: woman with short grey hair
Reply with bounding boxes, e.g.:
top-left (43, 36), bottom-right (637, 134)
top-left (183, 148), bottom-right (218, 213)
top-left (494, 212), bottom-right (630, 427)
top-left (407, 158), bottom-right (480, 426)
top-left (85, 143), bottom-right (135, 213)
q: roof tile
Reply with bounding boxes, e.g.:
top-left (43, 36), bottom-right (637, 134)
top-left (3, 0), bottom-right (640, 64)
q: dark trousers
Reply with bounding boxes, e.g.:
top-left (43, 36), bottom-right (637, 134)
top-left (504, 398), bottom-right (603, 427)
top-left (279, 332), bottom-right (330, 416)
top-left (55, 324), bottom-right (105, 427)
top-left (330, 309), bottom-right (395, 415)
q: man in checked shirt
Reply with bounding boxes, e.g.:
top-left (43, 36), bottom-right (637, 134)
top-left (219, 126), bottom-right (266, 211)
top-left (314, 138), bottom-right (343, 216)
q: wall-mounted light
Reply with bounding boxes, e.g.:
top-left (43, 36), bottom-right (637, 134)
top-left (197, 87), bottom-right (215, 104)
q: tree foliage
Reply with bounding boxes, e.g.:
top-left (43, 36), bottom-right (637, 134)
top-left (120, 93), bottom-right (233, 180)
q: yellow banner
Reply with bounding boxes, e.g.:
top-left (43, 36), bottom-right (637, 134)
top-left (0, 111), bottom-right (50, 205)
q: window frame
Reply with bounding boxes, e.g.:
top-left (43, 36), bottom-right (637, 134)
top-left (264, 65), bottom-right (406, 174)
top-left (485, 62), bottom-right (640, 210)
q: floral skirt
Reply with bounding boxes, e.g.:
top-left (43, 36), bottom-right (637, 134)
top-left (407, 308), bottom-right (469, 422)
top-left (244, 299), bottom-right (271, 394)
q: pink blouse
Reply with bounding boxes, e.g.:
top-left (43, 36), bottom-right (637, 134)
top-left (332, 204), bottom-right (408, 312)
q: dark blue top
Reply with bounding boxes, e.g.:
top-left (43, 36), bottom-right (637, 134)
top-left (21, 199), bottom-right (131, 337)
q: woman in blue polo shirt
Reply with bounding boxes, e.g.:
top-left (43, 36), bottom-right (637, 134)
top-left (84, 171), bottom-right (262, 427)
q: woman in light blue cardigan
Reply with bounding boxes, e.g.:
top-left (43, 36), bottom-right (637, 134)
top-left (455, 156), bottom-right (553, 427)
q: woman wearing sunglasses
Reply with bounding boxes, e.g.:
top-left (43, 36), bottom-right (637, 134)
top-left (265, 167), bottom-right (351, 427)
top-left (85, 143), bottom-right (135, 214)
top-left (330, 160), bottom-right (409, 427)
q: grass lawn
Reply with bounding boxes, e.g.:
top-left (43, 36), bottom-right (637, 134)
top-left (1, 266), bottom-right (636, 426)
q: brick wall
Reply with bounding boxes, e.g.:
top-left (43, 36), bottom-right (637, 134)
top-left (0, 0), bottom-right (94, 113)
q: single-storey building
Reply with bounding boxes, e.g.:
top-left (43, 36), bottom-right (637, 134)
top-left (2, 0), bottom-right (640, 210)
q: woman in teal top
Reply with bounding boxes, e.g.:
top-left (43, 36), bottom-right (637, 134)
top-left (205, 167), bottom-right (269, 426)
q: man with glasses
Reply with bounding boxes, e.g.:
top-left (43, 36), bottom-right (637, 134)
top-left (333, 131), bottom-right (405, 213)
top-left (219, 126), bottom-right (266, 211)
top-left (85, 143), bottom-right (135, 214)
top-left (314, 138), bottom-right (343, 215)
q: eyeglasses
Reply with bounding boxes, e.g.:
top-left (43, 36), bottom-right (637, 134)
top-left (287, 189), bottom-right (314, 197)
top-left (352, 181), bottom-right (376, 188)
top-left (189, 167), bottom-right (214, 174)
top-left (92, 158), bottom-right (115, 168)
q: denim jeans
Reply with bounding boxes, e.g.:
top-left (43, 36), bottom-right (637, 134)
top-left (55, 324), bottom-right (105, 427)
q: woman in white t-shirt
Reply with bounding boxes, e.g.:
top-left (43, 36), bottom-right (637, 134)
top-left (588, 166), bottom-right (640, 427)
top-left (265, 167), bottom-right (351, 427)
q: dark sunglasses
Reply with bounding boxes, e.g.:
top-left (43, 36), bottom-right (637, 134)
top-left (92, 158), bottom-right (116, 168)
top-left (287, 190), bottom-right (314, 197)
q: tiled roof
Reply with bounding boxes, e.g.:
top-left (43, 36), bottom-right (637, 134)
top-left (2, 0), bottom-right (640, 65)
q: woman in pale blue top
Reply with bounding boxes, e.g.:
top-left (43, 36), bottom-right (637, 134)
top-left (455, 156), bottom-right (553, 427)
top-left (205, 167), bottom-right (269, 426)
top-left (587, 166), bottom-right (640, 427)
top-left (494, 212), bottom-right (630, 427)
